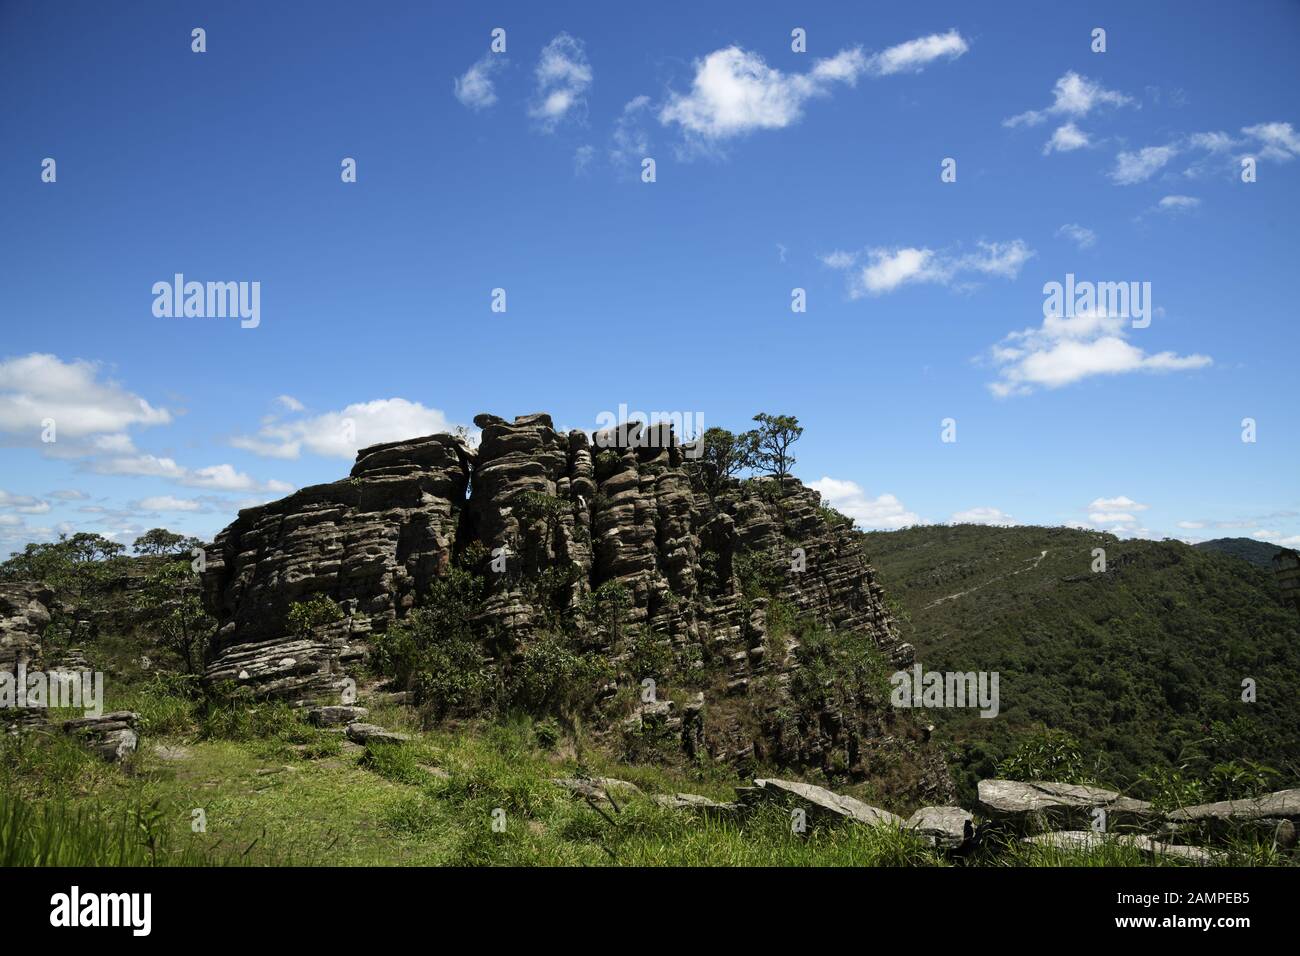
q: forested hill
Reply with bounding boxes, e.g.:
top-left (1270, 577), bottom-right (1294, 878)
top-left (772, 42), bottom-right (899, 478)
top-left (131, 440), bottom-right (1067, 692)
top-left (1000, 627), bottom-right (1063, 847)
top-left (858, 524), bottom-right (1300, 799)
top-left (1193, 537), bottom-right (1284, 568)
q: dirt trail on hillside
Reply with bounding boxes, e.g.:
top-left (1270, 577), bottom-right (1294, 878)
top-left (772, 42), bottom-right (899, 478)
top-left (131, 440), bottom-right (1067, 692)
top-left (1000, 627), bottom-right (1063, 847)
top-left (922, 550), bottom-right (1048, 610)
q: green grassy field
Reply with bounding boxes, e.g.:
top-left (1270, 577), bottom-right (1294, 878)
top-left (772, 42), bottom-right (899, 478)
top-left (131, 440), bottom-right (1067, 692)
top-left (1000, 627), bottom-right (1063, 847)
top-left (3, 698), bottom-right (1288, 867)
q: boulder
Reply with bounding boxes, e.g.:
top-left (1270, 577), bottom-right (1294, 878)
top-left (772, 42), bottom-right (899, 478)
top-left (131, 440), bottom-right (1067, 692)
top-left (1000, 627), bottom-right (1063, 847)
top-left (1023, 831), bottom-right (1217, 865)
top-left (752, 778), bottom-right (903, 828)
top-left (553, 777), bottom-right (642, 805)
top-left (652, 792), bottom-right (740, 815)
top-left (344, 722), bottom-right (409, 745)
top-left (307, 705), bottom-right (369, 727)
top-left (61, 711), bottom-right (139, 763)
top-left (1167, 789), bottom-right (1300, 823)
top-left (978, 779), bottom-right (1154, 832)
top-left (904, 806), bottom-right (974, 849)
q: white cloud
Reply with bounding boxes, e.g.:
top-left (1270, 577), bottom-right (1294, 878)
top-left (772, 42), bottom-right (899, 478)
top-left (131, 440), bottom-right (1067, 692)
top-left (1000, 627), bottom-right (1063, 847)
top-left (986, 310), bottom-right (1211, 397)
top-left (951, 507), bottom-right (1016, 526)
top-left (1043, 122), bottom-right (1090, 154)
top-left (609, 95), bottom-right (652, 169)
top-left (1005, 72), bottom-right (1133, 128)
top-left (1089, 496), bottom-right (1149, 513)
top-left (232, 397), bottom-right (462, 460)
top-left (1056, 223), bottom-right (1097, 249)
top-left (275, 395), bottom-right (305, 413)
top-left (529, 34), bottom-right (591, 130)
top-left (136, 495), bottom-right (203, 512)
top-left (1075, 496), bottom-right (1150, 534)
top-left (858, 247), bottom-right (942, 294)
top-left (0, 353), bottom-right (171, 441)
top-left (659, 31), bottom-right (966, 144)
top-left (1189, 131), bottom-right (1233, 152)
top-left (1110, 144), bottom-right (1178, 184)
top-left (1176, 520), bottom-right (1205, 530)
top-left (455, 53), bottom-right (505, 110)
top-left (1157, 194), bottom-right (1201, 212)
top-left (957, 240), bottom-right (1036, 278)
top-left (659, 46), bottom-right (864, 140)
top-left (1242, 121), bottom-right (1300, 162)
top-left (865, 29), bottom-right (968, 76)
top-left (809, 477), bottom-right (923, 530)
top-left (824, 239), bottom-right (1034, 298)
top-left (48, 489), bottom-right (89, 501)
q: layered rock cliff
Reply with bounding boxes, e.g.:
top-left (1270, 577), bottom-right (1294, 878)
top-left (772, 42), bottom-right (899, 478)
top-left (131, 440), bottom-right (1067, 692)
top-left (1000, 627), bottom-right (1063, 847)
top-left (201, 412), bottom-right (951, 801)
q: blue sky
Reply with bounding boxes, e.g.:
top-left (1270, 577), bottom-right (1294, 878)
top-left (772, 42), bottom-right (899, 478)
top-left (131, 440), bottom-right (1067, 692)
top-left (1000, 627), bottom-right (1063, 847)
top-left (2, 0), bottom-right (1298, 554)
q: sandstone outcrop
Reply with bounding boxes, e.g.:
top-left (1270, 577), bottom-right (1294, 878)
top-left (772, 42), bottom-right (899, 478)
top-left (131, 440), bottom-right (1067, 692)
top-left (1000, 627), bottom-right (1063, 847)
top-left (0, 582), bottom-right (53, 673)
top-left (199, 412), bottom-right (947, 799)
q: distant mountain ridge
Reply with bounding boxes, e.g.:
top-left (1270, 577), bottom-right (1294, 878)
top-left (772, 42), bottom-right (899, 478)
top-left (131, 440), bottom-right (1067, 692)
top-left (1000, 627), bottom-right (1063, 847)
top-left (859, 524), bottom-right (1300, 801)
top-left (1192, 537), bottom-right (1283, 568)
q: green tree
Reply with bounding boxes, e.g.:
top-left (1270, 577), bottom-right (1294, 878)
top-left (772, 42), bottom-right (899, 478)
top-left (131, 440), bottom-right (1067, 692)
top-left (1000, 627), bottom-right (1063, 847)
top-left (687, 426), bottom-right (757, 499)
top-left (749, 413), bottom-right (803, 478)
top-left (133, 561), bottom-right (216, 674)
top-left (133, 528), bottom-right (186, 556)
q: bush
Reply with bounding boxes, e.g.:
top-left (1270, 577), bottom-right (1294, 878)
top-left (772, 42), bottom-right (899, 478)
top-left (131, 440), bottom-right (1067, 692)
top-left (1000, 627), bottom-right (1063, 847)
top-left (371, 567), bottom-right (493, 719)
top-left (286, 595), bottom-right (344, 636)
top-left (509, 634), bottom-right (613, 716)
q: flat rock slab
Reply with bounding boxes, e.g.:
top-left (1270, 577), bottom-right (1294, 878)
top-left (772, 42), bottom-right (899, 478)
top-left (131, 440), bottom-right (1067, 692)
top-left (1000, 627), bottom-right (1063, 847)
top-left (61, 711), bottom-right (140, 763)
top-left (345, 722), bottom-right (410, 745)
top-left (652, 792), bottom-right (739, 815)
top-left (1023, 831), bottom-right (1217, 865)
top-left (308, 705), bottom-right (369, 727)
top-left (1168, 789), bottom-right (1300, 823)
top-left (905, 806), bottom-right (974, 849)
top-left (753, 778), bottom-right (903, 828)
top-left (554, 777), bottom-right (642, 805)
top-left (979, 779), bottom-right (1152, 831)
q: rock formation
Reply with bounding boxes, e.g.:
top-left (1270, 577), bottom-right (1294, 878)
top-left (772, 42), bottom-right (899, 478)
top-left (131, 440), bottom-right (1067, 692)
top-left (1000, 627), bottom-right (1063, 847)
top-left (200, 412), bottom-right (948, 801)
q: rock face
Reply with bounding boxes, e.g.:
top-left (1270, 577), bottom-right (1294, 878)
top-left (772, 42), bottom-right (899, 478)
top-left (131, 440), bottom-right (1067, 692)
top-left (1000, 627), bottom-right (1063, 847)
top-left (200, 413), bottom-right (948, 800)
top-left (0, 582), bottom-right (53, 673)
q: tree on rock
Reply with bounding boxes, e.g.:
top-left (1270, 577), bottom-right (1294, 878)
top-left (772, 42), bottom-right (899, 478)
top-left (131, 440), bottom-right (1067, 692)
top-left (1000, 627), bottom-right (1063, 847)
top-left (750, 413), bottom-right (803, 479)
top-left (133, 528), bottom-right (189, 556)
top-left (689, 427), bottom-right (758, 499)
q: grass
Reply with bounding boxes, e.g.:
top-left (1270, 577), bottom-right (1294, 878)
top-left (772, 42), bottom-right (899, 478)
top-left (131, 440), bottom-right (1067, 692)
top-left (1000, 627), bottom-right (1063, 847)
top-left (4, 702), bottom-right (1289, 867)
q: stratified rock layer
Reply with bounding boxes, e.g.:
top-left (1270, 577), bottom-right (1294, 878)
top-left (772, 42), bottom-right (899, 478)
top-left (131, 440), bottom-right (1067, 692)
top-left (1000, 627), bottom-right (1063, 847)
top-left (200, 413), bottom-right (947, 800)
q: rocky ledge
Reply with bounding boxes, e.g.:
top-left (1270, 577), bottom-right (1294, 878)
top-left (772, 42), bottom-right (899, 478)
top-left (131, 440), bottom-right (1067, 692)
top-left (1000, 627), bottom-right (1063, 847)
top-left (199, 412), bottom-right (949, 802)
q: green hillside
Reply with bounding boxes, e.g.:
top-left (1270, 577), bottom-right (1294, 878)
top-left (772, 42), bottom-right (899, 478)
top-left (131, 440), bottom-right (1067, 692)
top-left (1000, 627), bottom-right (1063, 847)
top-left (1193, 537), bottom-right (1283, 568)
top-left (860, 524), bottom-right (1300, 802)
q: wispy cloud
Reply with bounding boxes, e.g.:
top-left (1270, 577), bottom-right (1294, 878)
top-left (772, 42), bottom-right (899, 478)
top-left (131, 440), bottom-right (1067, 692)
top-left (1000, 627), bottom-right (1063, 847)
top-left (1056, 223), bottom-right (1097, 249)
top-left (454, 52), bottom-right (505, 110)
top-left (529, 33), bottom-right (591, 131)
top-left (1111, 144), bottom-right (1179, 184)
top-left (659, 31), bottom-right (967, 147)
top-left (865, 29), bottom-right (969, 76)
top-left (1006, 71), bottom-right (1132, 133)
top-left (822, 239), bottom-right (1034, 297)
